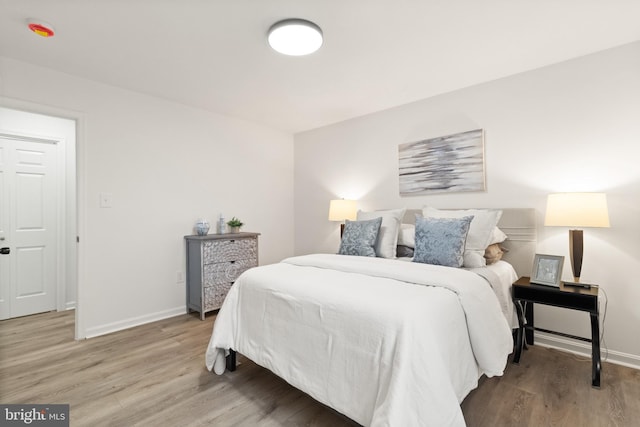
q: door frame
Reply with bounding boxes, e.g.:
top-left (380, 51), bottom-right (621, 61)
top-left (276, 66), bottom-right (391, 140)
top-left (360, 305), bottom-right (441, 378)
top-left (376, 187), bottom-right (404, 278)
top-left (0, 98), bottom-right (86, 339)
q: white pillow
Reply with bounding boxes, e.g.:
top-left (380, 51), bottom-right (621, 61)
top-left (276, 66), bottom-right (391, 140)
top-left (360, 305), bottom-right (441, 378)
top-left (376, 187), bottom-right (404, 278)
top-left (357, 208), bottom-right (406, 258)
top-left (398, 224), bottom-right (415, 248)
top-left (488, 226), bottom-right (508, 245)
top-left (422, 207), bottom-right (503, 268)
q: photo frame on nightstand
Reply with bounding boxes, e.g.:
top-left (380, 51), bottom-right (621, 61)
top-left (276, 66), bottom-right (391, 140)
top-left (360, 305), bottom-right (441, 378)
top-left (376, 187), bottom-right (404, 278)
top-left (530, 254), bottom-right (564, 287)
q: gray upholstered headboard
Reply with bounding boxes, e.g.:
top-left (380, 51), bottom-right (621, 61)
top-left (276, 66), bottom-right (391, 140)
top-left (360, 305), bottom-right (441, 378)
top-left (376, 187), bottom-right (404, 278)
top-left (402, 208), bottom-right (537, 278)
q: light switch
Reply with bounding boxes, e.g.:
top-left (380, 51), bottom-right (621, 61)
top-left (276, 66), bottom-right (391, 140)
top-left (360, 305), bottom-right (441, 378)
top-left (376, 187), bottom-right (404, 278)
top-left (99, 192), bottom-right (113, 208)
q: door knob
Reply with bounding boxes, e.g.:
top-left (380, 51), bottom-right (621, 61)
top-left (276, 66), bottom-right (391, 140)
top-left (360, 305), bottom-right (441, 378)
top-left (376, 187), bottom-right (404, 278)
top-left (0, 247), bottom-right (10, 255)
top-left (0, 237), bottom-right (4, 240)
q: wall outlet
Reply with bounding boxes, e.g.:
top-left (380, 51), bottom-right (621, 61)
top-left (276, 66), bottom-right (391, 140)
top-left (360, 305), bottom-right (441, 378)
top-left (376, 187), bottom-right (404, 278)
top-left (176, 271), bottom-right (185, 283)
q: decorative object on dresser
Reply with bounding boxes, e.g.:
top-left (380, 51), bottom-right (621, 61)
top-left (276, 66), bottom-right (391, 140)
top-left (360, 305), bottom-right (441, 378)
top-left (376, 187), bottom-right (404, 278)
top-left (398, 129), bottom-right (485, 195)
top-left (512, 276), bottom-right (601, 388)
top-left (185, 233), bottom-right (259, 320)
top-left (226, 217), bottom-right (244, 233)
top-left (194, 218), bottom-right (210, 236)
top-left (328, 199), bottom-right (357, 237)
top-left (544, 192), bottom-right (610, 284)
top-left (218, 214), bottom-right (226, 234)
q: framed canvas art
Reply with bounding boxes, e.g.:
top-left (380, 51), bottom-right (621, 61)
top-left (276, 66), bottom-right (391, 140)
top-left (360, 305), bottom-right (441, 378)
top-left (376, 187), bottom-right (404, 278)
top-left (399, 129), bottom-right (485, 195)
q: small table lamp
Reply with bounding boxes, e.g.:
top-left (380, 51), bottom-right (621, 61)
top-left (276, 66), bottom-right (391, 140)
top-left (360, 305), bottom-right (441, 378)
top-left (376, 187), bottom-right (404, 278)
top-left (328, 199), bottom-right (357, 237)
top-left (544, 193), bottom-right (610, 283)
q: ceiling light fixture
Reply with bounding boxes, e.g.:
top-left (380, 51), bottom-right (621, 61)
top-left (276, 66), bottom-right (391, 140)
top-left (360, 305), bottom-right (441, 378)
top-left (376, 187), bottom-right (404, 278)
top-left (268, 19), bottom-right (323, 56)
top-left (27, 20), bottom-right (55, 38)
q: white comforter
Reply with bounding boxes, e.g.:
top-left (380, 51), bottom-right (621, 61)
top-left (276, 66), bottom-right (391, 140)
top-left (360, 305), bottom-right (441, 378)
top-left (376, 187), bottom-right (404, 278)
top-left (205, 254), bottom-right (513, 426)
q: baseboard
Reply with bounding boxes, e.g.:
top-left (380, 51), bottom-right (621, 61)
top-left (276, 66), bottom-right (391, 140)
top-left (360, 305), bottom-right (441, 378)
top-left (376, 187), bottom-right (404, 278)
top-left (65, 301), bottom-right (76, 310)
top-left (84, 306), bottom-right (186, 339)
top-left (535, 332), bottom-right (640, 371)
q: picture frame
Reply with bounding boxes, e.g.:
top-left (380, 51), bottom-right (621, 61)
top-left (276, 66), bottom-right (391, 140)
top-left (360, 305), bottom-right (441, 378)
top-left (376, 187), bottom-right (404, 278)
top-left (530, 254), bottom-right (564, 287)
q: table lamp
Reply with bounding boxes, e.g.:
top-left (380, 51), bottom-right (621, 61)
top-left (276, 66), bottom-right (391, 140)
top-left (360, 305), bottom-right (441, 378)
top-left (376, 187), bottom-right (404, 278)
top-left (328, 199), bottom-right (357, 237)
top-left (544, 193), bottom-right (610, 283)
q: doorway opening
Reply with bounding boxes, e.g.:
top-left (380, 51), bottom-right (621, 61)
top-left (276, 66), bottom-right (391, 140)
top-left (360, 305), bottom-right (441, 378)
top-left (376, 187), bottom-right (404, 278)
top-left (0, 106), bottom-right (78, 336)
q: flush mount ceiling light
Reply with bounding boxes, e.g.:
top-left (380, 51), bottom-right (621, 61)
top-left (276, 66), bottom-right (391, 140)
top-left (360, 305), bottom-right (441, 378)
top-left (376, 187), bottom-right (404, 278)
top-left (268, 19), bottom-right (323, 56)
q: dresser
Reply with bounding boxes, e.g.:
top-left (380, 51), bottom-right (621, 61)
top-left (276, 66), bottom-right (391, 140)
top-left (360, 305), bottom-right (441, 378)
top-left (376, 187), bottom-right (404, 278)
top-left (184, 232), bottom-right (259, 320)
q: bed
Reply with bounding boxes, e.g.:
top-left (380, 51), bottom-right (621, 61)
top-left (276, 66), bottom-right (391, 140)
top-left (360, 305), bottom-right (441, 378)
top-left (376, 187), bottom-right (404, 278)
top-left (205, 208), bottom-right (536, 426)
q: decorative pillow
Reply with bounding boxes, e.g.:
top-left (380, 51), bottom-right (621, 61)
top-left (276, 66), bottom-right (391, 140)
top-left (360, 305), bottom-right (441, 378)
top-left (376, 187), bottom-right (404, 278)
top-left (357, 208), bottom-right (406, 258)
top-left (398, 223), bottom-right (415, 248)
top-left (488, 227), bottom-right (508, 245)
top-left (338, 217), bottom-right (383, 257)
top-left (413, 216), bottom-right (473, 267)
top-left (484, 243), bottom-right (505, 265)
top-left (422, 207), bottom-right (503, 268)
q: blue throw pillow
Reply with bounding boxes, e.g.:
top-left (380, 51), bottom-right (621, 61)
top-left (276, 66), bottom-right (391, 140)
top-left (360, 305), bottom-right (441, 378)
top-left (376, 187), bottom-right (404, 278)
top-left (339, 217), bottom-right (383, 257)
top-left (413, 216), bottom-right (473, 267)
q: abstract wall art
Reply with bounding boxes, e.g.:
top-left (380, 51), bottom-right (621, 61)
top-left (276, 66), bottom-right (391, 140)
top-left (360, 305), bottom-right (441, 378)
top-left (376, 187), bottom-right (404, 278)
top-left (398, 129), bottom-right (485, 195)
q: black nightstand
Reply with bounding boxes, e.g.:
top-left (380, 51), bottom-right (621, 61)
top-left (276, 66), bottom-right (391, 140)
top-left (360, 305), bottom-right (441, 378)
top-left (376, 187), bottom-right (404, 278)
top-left (512, 276), bottom-right (601, 388)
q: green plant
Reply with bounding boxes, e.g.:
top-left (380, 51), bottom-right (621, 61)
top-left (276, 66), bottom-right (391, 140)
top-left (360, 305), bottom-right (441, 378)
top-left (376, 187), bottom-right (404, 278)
top-left (227, 217), bottom-right (244, 227)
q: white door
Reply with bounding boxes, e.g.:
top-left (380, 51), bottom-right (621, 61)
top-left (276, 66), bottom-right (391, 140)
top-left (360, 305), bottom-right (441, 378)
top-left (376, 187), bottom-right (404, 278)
top-left (0, 136), bottom-right (58, 319)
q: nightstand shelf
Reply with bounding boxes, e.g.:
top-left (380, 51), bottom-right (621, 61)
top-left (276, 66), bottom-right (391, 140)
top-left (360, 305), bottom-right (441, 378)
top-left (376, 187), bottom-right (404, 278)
top-left (512, 276), bottom-right (601, 388)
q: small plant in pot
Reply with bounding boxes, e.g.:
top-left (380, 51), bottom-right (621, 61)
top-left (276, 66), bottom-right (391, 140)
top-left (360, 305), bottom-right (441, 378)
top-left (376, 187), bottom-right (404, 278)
top-left (227, 217), bottom-right (244, 233)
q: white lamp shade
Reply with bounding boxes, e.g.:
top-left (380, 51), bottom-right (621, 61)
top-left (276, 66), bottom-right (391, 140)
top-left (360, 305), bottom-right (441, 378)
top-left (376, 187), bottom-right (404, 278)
top-left (268, 19), bottom-right (323, 56)
top-left (328, 199), bottom-right (357, 222)
top-left (544, 193), bottom-right (610, 228)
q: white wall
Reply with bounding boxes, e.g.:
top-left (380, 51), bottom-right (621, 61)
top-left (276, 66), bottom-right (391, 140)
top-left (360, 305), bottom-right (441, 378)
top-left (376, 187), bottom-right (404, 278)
top-left (294, 42), bottom-right (640, 367)
top-left (0, 57), bottom-right (295, 338)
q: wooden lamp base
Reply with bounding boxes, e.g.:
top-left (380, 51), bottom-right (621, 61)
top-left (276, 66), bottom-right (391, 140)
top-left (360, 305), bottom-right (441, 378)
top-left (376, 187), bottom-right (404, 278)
top-left (569, 229), bottom-right (584, 282)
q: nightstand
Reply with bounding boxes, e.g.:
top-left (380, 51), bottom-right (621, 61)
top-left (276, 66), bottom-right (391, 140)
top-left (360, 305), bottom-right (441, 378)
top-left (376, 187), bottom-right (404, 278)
top-left (512, 276), bottom-right (601, 388)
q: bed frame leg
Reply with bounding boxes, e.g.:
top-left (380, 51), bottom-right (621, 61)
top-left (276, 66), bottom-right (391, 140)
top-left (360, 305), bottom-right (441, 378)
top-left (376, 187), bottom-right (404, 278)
top-left (226, 349), bottom-right (237, 372)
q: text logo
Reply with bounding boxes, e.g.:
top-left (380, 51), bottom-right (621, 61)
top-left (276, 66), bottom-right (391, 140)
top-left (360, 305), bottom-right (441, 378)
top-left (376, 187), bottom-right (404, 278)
top-left (1, 405), bottom-right (69, 426)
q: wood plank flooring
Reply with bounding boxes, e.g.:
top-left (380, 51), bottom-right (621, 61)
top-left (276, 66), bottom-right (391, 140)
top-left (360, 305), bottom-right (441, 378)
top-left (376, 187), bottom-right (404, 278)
top-left (1, 310), bottom-right (639, 426)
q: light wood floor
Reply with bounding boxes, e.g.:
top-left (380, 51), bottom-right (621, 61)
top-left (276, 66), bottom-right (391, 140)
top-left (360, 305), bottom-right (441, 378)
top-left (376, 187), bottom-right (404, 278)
top-left (1, 310), bottom-right (638, 426)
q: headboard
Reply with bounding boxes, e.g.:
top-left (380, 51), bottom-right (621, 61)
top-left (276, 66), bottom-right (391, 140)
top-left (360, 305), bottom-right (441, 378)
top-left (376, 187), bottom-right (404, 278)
top-left (402, 208), bottom-right (537, 278)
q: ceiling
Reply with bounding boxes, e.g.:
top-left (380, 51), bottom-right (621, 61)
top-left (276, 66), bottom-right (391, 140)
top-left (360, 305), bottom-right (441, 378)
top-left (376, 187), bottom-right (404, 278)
top-left (1, 1), bottom-right (639, 133)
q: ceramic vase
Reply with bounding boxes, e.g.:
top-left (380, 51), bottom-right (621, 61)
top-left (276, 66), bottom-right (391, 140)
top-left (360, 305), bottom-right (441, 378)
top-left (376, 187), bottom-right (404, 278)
top-left (195, 219), bottom-right (210, 236)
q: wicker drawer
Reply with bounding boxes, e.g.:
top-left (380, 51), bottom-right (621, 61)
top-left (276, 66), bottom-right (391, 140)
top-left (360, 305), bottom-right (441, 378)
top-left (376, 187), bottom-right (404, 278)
top-left (204, 283), bottom-right (233, 311)
top-left (203, 258), bottom-right (257, 286)
top-left (203, 238), bottom-right (257, 263)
